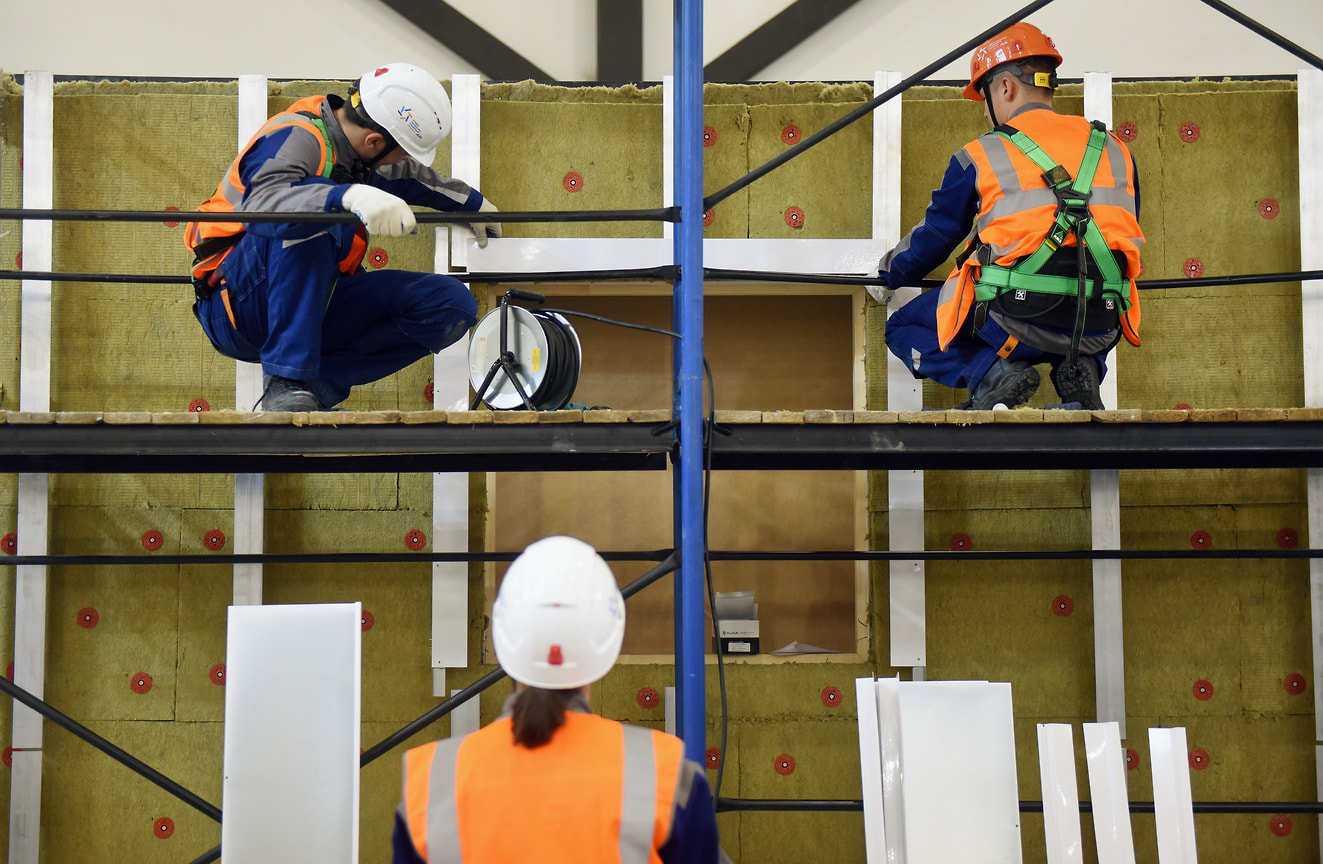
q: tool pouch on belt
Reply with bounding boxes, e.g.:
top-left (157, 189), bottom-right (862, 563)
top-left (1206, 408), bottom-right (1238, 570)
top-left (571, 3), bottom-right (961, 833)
top-left (979, 246), bottom-right (1128, 332)
top-left (189, 233), bottom-right (244, 301)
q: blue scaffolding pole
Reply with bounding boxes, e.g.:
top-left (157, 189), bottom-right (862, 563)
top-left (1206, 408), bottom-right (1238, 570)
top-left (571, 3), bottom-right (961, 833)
top-left (672, 0), bottom-right (706, 764)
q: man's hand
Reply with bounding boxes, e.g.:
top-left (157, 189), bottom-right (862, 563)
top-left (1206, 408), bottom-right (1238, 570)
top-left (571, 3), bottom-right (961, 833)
top-left (342, 184), bottom-right (417, 236)
top-left (867, 272), bottom-right (896, 305)
top-left (461, 197), bottom-right (503, 248)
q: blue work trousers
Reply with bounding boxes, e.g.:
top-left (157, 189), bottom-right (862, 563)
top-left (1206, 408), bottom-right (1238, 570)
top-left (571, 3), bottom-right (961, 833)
top-left (195, 225), bottom-right (477, 408)
top-left (885, 287), bottom-right (1109, 393)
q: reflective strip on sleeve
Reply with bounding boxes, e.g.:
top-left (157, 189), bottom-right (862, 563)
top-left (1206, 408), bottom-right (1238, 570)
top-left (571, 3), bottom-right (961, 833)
top-left (619, 725), bottom-right (659, 864)
top-left (426, 739), bottom-right (464, 863)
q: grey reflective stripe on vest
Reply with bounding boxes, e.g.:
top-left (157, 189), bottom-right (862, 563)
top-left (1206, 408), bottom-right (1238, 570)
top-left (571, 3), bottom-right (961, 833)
top-left (981, 185), bottom-right (1137, 231)
top-left (620, 724), bottom-right (659, 864)
top-left (425, 738), bottom-right (464, 863)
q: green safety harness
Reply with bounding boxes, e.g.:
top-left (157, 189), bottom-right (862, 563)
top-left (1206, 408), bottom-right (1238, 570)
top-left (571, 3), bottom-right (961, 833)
top-left (971, 120), bottom-right (1130, 364)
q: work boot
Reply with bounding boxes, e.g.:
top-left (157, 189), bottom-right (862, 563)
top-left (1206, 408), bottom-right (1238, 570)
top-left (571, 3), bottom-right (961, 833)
top-left (258, 374), bottom-right (321, 412)
top-left (1050, 356), bottom-right (1104, 410)
top-left (962, 358), bottom-right (1041, 410)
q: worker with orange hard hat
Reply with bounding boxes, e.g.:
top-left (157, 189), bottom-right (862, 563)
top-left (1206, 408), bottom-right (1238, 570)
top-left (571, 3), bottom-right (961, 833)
top-left (873, 23), bottom-right (1145, 410)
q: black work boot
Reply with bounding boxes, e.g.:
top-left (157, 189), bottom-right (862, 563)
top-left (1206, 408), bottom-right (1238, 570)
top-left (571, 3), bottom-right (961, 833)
top-left (961, 358), bottom-right (1041, 410)
top-left (258, 374), bottom-right (321, 412)
top-left (1050, 356), bottom-right (1104, 410)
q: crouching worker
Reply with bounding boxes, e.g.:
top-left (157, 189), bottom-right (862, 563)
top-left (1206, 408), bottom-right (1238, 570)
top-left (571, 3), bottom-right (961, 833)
top-left (872, 23), bottom-right (1144, 410)
top-left (393, 536), bottom-right (727, 864)
top-left (186, 62), bottom-right (501, 411)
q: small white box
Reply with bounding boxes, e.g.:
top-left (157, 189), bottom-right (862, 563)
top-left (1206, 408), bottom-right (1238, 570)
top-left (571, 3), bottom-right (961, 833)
top-left (716, 619), bottom-right (760, 654)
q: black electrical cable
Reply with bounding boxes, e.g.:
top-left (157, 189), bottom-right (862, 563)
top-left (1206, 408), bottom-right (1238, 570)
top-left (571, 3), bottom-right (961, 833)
top-left (701, 357), bottom-right (731, 808)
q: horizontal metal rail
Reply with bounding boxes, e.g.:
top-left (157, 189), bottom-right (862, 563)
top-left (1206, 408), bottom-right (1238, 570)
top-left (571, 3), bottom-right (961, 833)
top-left (4, 547), bottom-right (1323, 568)
top-left (716, 797), bottom-right (1323, 814)
top-left (0, 206), bottom-right (679, 224)
top-left (3, 418), bottom-right (1322, 474)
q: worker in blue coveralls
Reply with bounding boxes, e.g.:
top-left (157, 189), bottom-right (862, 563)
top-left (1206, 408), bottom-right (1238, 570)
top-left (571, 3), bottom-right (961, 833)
top-left (186, 62), bottom-right (499, 411)
top-left (871, 24), bottom-right (1144, 410)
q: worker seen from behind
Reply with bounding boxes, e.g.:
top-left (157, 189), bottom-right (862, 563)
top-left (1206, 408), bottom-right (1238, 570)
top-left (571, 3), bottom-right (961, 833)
top-left (187, 63), bottom-right (500, 411)
top-left (393, 535), bottom-right (727, 864)
top-left (872, 23), bottom-right (1144, 410)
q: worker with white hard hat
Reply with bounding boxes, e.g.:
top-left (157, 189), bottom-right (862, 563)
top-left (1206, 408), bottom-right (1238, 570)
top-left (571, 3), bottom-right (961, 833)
top-left (187, 62), bottom-right (500, 411)
top-left (392, 536), bottom-right (727, 864)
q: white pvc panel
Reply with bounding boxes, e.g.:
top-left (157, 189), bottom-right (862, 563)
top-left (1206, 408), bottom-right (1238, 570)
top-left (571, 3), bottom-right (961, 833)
top-left (855, 677), bottom-right (888, 864)
top-left (1084, 71), bottom-right (1127, 740)
top-left (1083, 722), bottom-right (1137, 864)
top-left (876, 677), bottom-right (908, 864)
top-left (662, 76), bottom-right (673, 241)
top-left (874, 70), bottom-right (926, 671)
top-left (11, 69), bottom-right (54, 864)
top-left (1148, 727), bottom-right (1197, 864)
top-left (432, 175), bottom-right (470, 677)
top-left (222, 603), bottom-right (362, 863)
top-left (1298, 71), bottom-right (1323, 862)
top-left (1090, 468), bottom-right (1125, 736)
top-left (1298, 72), bottom-right (1323, 757)
top-left (897, 681), bottom-right (1022, 864)
top-left (449, 74), bottom-right (482, 270)
top-left (1083, 72), bottom-right (1118, 410)
top-left (1037, 724), bottom-right (1083, 864)
top-left (664, 685), bottom-right (676, 736)
top-left (233, 74), bottom-right (268, 606)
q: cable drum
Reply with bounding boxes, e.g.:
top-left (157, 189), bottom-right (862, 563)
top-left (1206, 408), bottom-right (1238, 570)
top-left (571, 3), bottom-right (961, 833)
top-left (468, 305), bottom-right (582, 410)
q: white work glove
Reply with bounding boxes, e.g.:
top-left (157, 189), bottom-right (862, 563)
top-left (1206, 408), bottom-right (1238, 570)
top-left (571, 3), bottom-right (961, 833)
top-left (866, 274), bottom-right (896, 305)
top-left (342, 184), bottom-right (416, 237)
top-left (461, 197), bottom-right (502, 248)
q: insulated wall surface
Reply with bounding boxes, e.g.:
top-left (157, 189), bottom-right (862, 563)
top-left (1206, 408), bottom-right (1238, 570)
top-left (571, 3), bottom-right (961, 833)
top-left (0, 74), bottom-right (1315, 864)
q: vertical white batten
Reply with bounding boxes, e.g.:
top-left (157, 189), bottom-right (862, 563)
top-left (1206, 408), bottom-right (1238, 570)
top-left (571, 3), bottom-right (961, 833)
top-left (855, 677), bottom-right (888, 864)
top-left (233, 73), bottom-right (268, 607)
top-left (1083, 722), bottom-right (1137, 864)
top-left (1298, 68), bottom-right (1323, 861)
top-left (1037, 723), bottom-right (1084, 864)
top-left (448, 74), bottom-right (482, 270)
top-left (11, 68), bottom-right (53, 864)
top-left (1148, 727), bottom-right (1198, 864)
top-left (1084, 72), bottom-right (1126, 737)
top-left (431, 74), bottom-right (483, 687)
top-left (663, 76), bottom-right (674, 241)
top-left (877, 70), bottom-right (924, 671)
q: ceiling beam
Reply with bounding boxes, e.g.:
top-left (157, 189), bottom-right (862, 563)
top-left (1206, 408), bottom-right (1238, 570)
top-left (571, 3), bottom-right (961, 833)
top-left (597, 0), bottom-right (644, 81)
top-left (380, 0), bottom-right (550, 81)
top-left (705, 0), bottom-right (865, 82)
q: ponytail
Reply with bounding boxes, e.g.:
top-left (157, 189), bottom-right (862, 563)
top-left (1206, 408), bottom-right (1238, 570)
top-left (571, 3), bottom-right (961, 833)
top-left (511, 688), bottom-right (573, 748)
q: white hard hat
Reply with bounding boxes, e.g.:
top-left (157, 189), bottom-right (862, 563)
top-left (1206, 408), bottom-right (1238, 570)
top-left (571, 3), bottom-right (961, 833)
top-left (352, 63), bottom-right (452, 164)
top-left (492, 536), bottom-right (625, 690)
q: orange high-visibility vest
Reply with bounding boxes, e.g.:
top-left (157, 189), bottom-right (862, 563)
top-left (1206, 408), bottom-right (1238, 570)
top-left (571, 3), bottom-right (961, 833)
top-left (934, 109), bottom-right (1143, 351)
top-left (184, 95), bottom-right (366, 284)
top-left (400, 712), bottom-right (684, 863)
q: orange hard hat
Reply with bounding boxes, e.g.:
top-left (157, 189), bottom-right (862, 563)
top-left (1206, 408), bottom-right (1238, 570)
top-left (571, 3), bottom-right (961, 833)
top-left (963, 22), bottom-right (1063, 101)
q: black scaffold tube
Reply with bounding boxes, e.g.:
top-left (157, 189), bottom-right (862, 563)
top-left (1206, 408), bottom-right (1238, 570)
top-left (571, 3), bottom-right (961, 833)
top-left (0, 206), bottom-right (680, 225)
top-left (702, 0), bottom-right (1059, 211)
top-left (1197, 0), bottom-right (1323, 73)
top-left (0, 675), bottom-right (222, 822)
